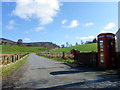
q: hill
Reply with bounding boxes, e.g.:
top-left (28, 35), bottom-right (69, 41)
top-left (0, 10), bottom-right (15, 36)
top-left (0, 38), bottom-right (16, 45)
top-left (0, 38), bottom-right (59, 49)
top-left (49, 43), bottom-right (98, 53)
top-left (0, 45), bottom-right (47, 54)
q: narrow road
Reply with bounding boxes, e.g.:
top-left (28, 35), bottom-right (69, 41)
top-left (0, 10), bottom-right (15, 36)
top-left (11, 54), bottom-right (120, 88)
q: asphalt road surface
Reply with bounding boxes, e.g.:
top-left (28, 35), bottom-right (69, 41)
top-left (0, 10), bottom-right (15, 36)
top-left (5, 54), bottom-right (120, 89)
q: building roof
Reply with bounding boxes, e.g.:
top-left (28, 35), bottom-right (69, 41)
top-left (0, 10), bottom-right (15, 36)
top-left (116, 28), bottom-right (120, 35)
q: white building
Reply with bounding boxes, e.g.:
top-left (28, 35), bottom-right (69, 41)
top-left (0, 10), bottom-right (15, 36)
top-left (116, 29), bottom-right (120, 52)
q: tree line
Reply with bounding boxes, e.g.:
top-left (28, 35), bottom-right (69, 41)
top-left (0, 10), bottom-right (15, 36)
top-left (61, 38), bottom-right (97, 48)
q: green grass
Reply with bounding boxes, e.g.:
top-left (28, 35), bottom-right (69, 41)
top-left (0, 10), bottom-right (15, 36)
top-left (2, 55), bottom-right (29, 77)
top-left (50, 43), bottom-right (97, 53)
top-left (37, 54), bottom-right (74, 63)
top-left (0, 45), bottom-right (47, 54)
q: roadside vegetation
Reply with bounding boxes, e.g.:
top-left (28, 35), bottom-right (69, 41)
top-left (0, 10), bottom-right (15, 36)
top-left (0, 45), bottom-right (47, 54)
top-left (37, 54), bottom-right (74, 63)
top-left (49, 43), bottom-right (97, 53)
top-left (2, 55), bottom-right (29, 77)
top-left (37, 43), bottom-right (97, 63)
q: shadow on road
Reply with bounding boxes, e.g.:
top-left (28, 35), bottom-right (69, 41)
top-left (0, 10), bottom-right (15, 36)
top-left (48, 63), bottom-right (120, 88)
top-left (35, 78), bottom-right (120, 89)
top-left (50, 64), bottom-right (97, 75)
top-left (50, 70), bottom-right (87, 75)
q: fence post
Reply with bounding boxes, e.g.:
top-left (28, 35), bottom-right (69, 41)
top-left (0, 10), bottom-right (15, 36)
top-left (7, 56), bottom-right (10, 64)
top-left (2, 56), bottom-right (5, 65)
top-left (5, 56), bottom-right (8, 65)
top-left (52, 53), bottom-right (53, 57)
top-left (12, 55), bottom-right (14, 63)
top-left (62, 52), bottom-right (65, 59)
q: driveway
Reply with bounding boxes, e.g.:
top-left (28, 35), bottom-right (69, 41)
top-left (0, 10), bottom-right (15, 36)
top-left (4, 54), bottom-right (120, 89)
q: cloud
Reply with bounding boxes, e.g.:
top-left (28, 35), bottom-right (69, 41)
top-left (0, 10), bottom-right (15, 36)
top-left (24, 31), bottom-right (29, 34)
top-left (85, 22), bottom-right (94, 26)
top-left (35, 26), bottom-right (44, 32)
top-left (6, 20), bottom-right (15, 30)
top-left (61, 19), bottom-right (67, 24)
top-left (76, 36), bottom-right (95, 40)
top-left (65, 20), bottom-right (79, 28)
top-left (13, 0), bottom-right (61, 25)
top-left (100, 22), bottom-right (116, 33)
top-left (104, 23), bottom-right (115, 30)
top-left (23, 38), bottom-right (31, 41)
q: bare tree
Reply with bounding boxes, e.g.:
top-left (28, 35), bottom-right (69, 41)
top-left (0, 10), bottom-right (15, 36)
top-left (81, 40), bottom-right (84, 45)
top-left (66, 42), bottom-right (69, 47)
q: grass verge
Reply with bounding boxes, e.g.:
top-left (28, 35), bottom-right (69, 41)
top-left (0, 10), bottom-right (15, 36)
top-left (2, 55), bottom-right (29, 77)
top-left (37, 54), bottom-right (74, 63)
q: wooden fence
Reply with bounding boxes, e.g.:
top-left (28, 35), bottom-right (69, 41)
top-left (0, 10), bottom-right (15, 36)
top-left (38, 52), bottom-right (74, 59)
top-left (0, 53), bottom-right (29, 65)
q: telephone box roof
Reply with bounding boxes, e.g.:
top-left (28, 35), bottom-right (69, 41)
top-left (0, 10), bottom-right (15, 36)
top-left (98, 33), bottom-right (115, 37)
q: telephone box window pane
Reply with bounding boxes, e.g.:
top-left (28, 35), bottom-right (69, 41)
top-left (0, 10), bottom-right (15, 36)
top-left (100, 40), bottom-right (103, 45)
top-left (100, 46), bottom-right (103, 49)
top-left (106, 35), bottom-right (113, 38)
top-left (100, 48), bottom-right (104, 51)
top-left (100, 53), bottom-right (104, 56)
top-left (100, 56), bottom-right (104, 63)
top-left (109, 40), bottom-right (114, 48)
top-left (100, 52), bottom-right (104, 56)
top-left (100, 40), bottom-right (104, 49)
top-left (98, 35), bottom-right (105, 38)
top-left (100, 59), bottom-right (104, 63)
top-left (100, 52), bottom-right (104, 63)
top-left (108, 39), bottom-right (114, 55)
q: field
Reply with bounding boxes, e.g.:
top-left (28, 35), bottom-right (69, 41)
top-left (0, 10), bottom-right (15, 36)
top-left (50, 43), bottom-right (97, 53)
top-left (0, 43), bottom-right (98, 54)
top-left (0, 45), bottom-right (47, 54)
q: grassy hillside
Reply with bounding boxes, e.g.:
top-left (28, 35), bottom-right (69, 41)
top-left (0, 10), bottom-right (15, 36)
top-left (50, 43), bottom-right (98, 53)
top-left (0, 45), bottom-right (47, 54)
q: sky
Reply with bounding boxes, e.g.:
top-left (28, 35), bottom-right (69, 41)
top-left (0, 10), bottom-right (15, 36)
top-left (1, 0), bottom-right (118, 46)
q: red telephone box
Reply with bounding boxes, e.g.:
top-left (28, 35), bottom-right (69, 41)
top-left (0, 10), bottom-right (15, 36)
top-left (97, 33), bottom-right (117, 68)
